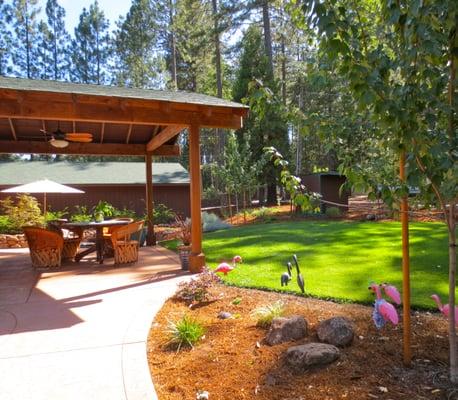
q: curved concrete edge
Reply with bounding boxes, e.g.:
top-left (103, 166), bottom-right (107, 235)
top-left (121, 275), bottom-right (190, 400)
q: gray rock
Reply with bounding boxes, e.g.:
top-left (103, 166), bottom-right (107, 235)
top-left (265, 315), bottom-right (307, 346)
top-left (284, 343), bottom-right (340, 371)
top-left (217, 311), bottom-right (232, 319)
top-left (317, 317), bottom-right (354, 347)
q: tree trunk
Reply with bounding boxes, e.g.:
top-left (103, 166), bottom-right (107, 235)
top-left (168, 0), bottom-right (177, 89)
top-left (266, 182), bottom-right (277, 205)
top-left (261, 0), bottom-right (274, 80)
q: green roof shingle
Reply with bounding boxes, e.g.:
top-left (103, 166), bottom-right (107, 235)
top-left (0, 161), bottom-right (189, 185)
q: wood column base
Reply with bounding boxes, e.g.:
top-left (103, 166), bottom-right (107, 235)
top-left (189, 252), bottom-right (205, 273)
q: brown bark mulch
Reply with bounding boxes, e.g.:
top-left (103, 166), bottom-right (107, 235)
top-left (147, 285), bottom-right (456, 400)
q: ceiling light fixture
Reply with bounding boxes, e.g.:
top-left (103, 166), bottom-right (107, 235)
top-left (49, 138), bottom-right (69, 148)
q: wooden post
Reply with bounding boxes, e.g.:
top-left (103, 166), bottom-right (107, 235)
top-left (145, 153), bottom-right (156, 245)
top-left (400, 150), bottom-right (411, 366)
top-left (188, 123), bottom-right (205, 273)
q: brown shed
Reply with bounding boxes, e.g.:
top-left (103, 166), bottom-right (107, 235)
top-left (0, 161), bottom-right (190, 217)
top-left (302, 172), bottom-right (349, 212)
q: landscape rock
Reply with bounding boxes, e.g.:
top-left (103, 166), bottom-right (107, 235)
top-left (265, 315), bottom-right (307, 346)
top-left (217, 311), bottom-right (232, 319)
top-left (284, 343), bottom-right (340, 371)
top-left (0, 234), bottom-right (28, 249)
top-left (317, 317), bottom-right (354, 347)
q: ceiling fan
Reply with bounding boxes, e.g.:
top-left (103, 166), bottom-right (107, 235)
top-left (39, 127), bottom-right (93, 148)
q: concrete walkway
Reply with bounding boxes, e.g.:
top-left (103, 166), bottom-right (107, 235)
top-left (0, 246), bottom-right (188, 400)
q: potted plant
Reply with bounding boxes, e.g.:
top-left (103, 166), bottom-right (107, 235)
top-left (93, 201), bottom-right (115, 222)
top-left (175, 215), bottom-right (191, 270)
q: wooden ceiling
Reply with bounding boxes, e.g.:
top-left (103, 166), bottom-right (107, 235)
top-left (0, 77), bottom-right (248, 156)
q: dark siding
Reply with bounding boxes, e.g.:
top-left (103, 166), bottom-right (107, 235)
top-left (302, 174), bottom-right (349, 212)
top-left (0, 184), bottom-right (190, 218)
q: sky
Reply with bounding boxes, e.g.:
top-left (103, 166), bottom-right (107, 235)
top-left (38, 0), bottom-right (132, 32)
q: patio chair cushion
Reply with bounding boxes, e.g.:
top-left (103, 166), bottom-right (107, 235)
top-left (23, 226), bottom-right (64, 268)
top-left (110, 221), bottom-right (144, 265)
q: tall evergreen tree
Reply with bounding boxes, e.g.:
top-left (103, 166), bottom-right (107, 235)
top-left (113, 0), bottom-right (160, 88)
top-left (45, 0), bottom-right (70, 80)
top-left (11, 0), bottom-right (41, 78)
top-left (0, 0), bottom-right (13, 76)
top-left (36, 20), bottom-right (54, 79)
top-left (70, 1), bottom-right (110, 84)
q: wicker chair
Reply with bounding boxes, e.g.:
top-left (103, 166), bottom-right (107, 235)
top-left (23, 227), bottom-right (64, 268)
top-left (103, 218), bottom-right (134, 258)
top-left (47, 222), bottom-right (83, 261)
top-left (110, 221), bottom-right (144, 265)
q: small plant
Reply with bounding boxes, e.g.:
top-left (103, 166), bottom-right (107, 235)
top-left (232, 297), bottom-right (242, 305)
top-left (93, 200), bottom-right (115, 219)
top-left (0, 215), bottom-right (13, 234)
top-left (113, 207), bottom-right (137, 219)
top-left (325, 206), bottom-right (341, 218)
top-left (175, 214), bottom-right (192, 246)
top-left (202, 211), bottom-right (231, 233)
top-left (0, 194), bottom-right (44, 232)
top-left (175, 267), bottom-right (221, 304)
top-left (45, 208), bottom-right (68, 223)
top-left (153, 203), bottom-right (175, 225)
top-left (251, 300), bottom-right (285, 328)
top-left (166, 314), bottom-right (206, 351)
top-left (70, 205), bottom-right (92, 222)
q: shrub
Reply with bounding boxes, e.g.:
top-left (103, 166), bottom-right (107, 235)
top-left (45, 209), bottom-right (68, 223)
top-left (325, 206), bottom-right (341, 217)
top-left (202, 212), bottom-right (231, 232)
top-left (251, 300), bottom-right (285, 328)
top-left (175, 214), bottom-right (191, 245)
top-left (70, 205), bottom-right (92, 222)
top-left (203, 186), bottom-right (220, 201)
top-left (250, 207), bottom-right (279, 222)
top-left (113, 207), bottom-right (137, 220)
top-left (166, 314), bottom-right (206, 351)
top-left (153, 203), bottom-right (175, 224)
top-left (0, 195), bottom-right (44, 232)
top-left (175, 267), bottom-right (221, 304)
top-left (93, 200), bottom-right (115, 218)
top-left (0, 215), bottom-right (13, 234)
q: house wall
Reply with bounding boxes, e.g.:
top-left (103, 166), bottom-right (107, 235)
top-left (0, 184), bottom-right (190, 218)
top-left (302, 174), bottom-right (349, 212)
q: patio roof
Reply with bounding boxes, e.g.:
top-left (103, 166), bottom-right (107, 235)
top-left (0, 77), bottom-right (248, 157)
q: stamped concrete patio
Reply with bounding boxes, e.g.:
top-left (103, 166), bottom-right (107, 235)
top-left (0, 246), bottom-right (188, 400)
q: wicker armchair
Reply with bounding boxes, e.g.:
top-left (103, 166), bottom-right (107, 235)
top-left (110, 221), bottom-right (144, 265)
top-left (23, 227), bottom-right (64, 268)
top-left (47, 222), bottom-right (83, 261)
top-left (103, 218), bottom-right (134, 258)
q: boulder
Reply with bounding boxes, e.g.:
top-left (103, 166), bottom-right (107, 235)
top-left (217, 311), bottom-right (232, 320)
top-left (284, 343), bottom-right (340, 371)
top-left (265, 315), bottom-right (307, 346)
top-left (317, 317), bottom-right (354, 347)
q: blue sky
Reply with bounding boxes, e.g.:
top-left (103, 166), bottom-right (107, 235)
top-left (38, 0), bottom-right (132, 32)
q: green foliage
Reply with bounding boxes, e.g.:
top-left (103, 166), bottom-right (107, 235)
top-left (325, 207), bottom-right (341, 218)
top-left (0, 194), bottom-right (44, 232)
top-left (201, 212), bottom-right (230, 233)
top-left (112, 207), bottom-right (137, 220)
top-left (153, 203), bottom-right (175, 225)
top-left (70, 205), bottom-right (92, 222)
top-left (175, 267), bottom-right (221, 304)
top-left (251, 300), bottom-right (285, 328)
top-left (45, 208), bottom-right (68, 222)
top-left (0, 215), bottom-right (13, 234)
top-left (202, 186), bottom-right (220, 202)
top-left (165, 314), bottom-right (206, 351)
top-left (93, 200), bottom-right (115, 218)
top-left (232, 297), bottom-right (242, 305)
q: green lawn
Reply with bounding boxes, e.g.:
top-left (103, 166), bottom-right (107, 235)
top-left (181, 220), bottom-right (449, 309)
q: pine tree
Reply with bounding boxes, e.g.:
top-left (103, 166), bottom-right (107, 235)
top-left (11, 0), bottom-right (41, 78)
top-left (36, 20), bottom-right (54, 79)
top-left (0, 0), bottom-right (13, 76)
top-left (113, 0), bottom-right (160, 88)
top-left (45, 0), bottom-right (70, 81)
top-left (70, 1), bottom-right (110, 84)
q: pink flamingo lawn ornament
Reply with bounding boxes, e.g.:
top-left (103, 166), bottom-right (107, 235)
top-left (431, 294), bottom-right (458, 324)
top-left (368, 283), bottom-right (399, 328)
top-left (214, 255), bottom-right (243, 276)
top-left (381, 283), bottom-right (402, 305)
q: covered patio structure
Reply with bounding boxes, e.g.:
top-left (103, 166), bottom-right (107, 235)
top-left (0, 77), bottom-right (248, 272)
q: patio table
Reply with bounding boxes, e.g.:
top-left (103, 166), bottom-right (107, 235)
top-left (61, 220), bottom-right (129, 264)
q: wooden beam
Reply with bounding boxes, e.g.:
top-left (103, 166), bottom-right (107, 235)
top-left (8, 118), bottom-right (17, 140)
top-left (0, 98), bottom-right (245, 129)
top-left (72, 120), bottom-right (76, 133)
top-left (188, 123), bottom-right (205, 273)
top-left (145, 153), bottom-right (155, 246)
top-left (146, 124), bottom-right (186, 152)
top-left (0, 140), bottom-right (179, 156)
top-left (100, 122), bottom-right (105, 143)
top-left (126, 124), bottom-right (133, 144)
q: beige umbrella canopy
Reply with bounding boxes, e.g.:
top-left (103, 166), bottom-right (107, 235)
top-left (1, 179), bottom-right (84, 217)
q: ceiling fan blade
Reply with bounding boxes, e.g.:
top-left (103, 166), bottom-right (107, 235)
top-left (66, 137), bottom-right (93, 143)
top-left (65, 133), bottom-right (93, 139)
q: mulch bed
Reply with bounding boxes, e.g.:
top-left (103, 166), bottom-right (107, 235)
top-left (147, 285), bottom-right (456, 400)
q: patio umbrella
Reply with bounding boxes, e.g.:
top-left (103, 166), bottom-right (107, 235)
top-left (1, 179), bottom-right (84, 217)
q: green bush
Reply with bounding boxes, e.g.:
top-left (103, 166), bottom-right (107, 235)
top-left (153, 203), bottom-right (175, 224)
top-left (203, 186), bottom-right (220, 201)
top-left (325, 206), bottom-right (341, 217)
top-left (166, 315), bottom-right (206, 351)
top-left (113, 207), bottom-right (137, 219)
top-left (0, 195), bottom-right (44, 232)
top-left (202, 212), bottom-right (231, 232)
top-left (70, 205), bottom-right (92, 222)
top-left (45, 209), bottom-right (68, 223)
top-left (93, 200), bottom-right (115, 218)
top-left (251, 300), bottom-right (285, 328)
top-left (0, 215), bottom-right (13, 234)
